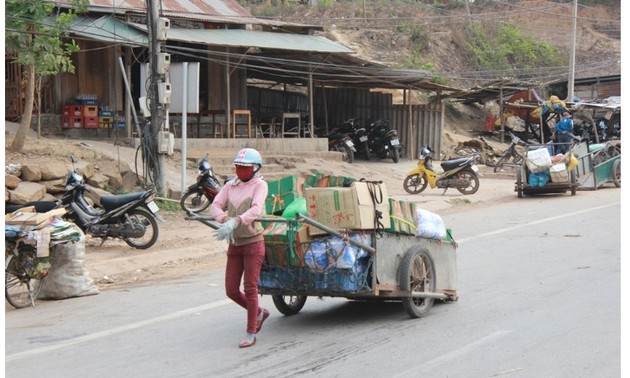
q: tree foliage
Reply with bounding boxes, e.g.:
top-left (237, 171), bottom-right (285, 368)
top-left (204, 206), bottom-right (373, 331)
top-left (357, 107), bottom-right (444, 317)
top-left (463, 21), bottom-right (562, 78)
top-left (5, 0), bottom-right (87, 151)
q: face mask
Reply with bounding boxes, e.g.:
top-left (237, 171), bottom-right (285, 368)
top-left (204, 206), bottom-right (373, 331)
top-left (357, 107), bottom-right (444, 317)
top-left (235, 165), bottom-right (254, 182)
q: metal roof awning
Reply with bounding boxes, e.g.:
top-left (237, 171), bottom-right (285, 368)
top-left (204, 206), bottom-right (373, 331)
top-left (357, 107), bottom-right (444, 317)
top-left (129, 25), bottom-right (352, 53)
top-left (63, 16), bottom-right (148, 46)
top-left (60, 16), bottom-right (462, 92)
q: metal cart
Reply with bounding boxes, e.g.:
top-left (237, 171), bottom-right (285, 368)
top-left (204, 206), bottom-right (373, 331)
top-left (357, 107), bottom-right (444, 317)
top-left (514, 142), bottom-right (579, 198)
top-left (574, 141), bottom-right (621, 189)
top-left (187, 213), bottom-right (458, 319)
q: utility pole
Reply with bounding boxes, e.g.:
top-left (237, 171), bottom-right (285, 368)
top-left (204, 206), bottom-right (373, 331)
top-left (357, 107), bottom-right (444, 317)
top-left (567, 0), bottom-right (578, 102)
top-left (146, 0), bottom-right (171, 196)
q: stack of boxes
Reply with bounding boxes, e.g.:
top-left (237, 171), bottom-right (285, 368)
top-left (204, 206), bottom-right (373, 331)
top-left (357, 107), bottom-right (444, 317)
top-left (61, 105), bottom-right (83, 129)
top-left (61, 96), bottom-right (117, 129)
top-left (82, 105), bottom-right (99, 129)
top-left (98, 109), bottom-right (115, 129)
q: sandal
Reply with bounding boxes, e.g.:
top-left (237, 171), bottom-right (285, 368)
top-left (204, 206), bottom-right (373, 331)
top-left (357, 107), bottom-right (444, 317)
top-left (239, 336), bottom-right (256, 348)
top-left (256, 309), bottom-right (270, 333)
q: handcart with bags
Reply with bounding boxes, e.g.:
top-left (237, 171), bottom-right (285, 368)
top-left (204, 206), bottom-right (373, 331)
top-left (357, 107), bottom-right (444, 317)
top-left (186, 180), bottom-right (458, 319)
top-left (514, 141), bottom-right (580, 198)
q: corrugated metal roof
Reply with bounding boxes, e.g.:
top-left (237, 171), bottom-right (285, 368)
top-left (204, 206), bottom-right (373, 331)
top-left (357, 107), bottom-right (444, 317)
top-left (64, 15), bottom-right (148, 46)
top-left (53, 0), bottom-right (318, 29)
top-left (130, 25), bottom-right (352, 53)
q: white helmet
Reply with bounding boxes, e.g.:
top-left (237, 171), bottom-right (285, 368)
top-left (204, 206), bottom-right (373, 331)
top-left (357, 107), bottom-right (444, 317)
top-left (233, 148), bottom-right (263, 169)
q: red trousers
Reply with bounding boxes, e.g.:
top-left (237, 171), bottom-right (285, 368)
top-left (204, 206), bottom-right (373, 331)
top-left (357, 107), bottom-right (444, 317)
top-left (225, 240), bottom-right (265, 334)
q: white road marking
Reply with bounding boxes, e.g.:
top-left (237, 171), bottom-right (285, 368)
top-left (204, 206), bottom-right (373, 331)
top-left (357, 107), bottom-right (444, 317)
top-left (5, 299), bottom-right (231, 362)
top-left (393, 330), bottom-right (512, 377)
top-left (456, 202), bottom-right (619, 244)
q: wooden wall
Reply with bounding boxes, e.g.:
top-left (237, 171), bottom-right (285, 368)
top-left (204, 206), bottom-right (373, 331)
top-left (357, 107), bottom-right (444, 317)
top-left (247, 86), bottom-right (445, 158)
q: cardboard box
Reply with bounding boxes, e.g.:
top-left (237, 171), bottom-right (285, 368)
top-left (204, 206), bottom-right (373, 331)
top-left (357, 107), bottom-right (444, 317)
top-left (263, 221), bottom-right (310, 267)
top-left (549, 162), bottom-right (569, 183)
top-left (5, 207), bottom-right (66, 226)
top-left (265, 175), bottom-right (304, 215)
top-left (387, 198), bottom-right (416, 235)
top-left (305, 181), bottom-right (390, 235)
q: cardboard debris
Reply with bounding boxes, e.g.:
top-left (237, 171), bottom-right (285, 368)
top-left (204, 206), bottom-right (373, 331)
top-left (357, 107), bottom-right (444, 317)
top-left (5, 208), bottom-right (67, 225)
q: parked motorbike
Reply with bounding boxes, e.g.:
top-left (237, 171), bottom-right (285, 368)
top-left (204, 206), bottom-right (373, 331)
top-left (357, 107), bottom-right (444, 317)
top-left (367, 119), bottom-right (402, 163)
top-left (60, 155), bottom-right (163, 249)
top-left (317, 125), bottom-right (356, 163)
top-left (341, 118), bottom-right (371, 160)
top-left (180, 154), bottom-right (223, 213)
top-left (403, 146), bottom-right (480, 195)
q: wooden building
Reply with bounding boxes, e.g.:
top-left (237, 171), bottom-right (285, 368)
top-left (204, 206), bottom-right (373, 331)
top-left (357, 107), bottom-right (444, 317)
top-left (5, 0), bottom-right (463, 158)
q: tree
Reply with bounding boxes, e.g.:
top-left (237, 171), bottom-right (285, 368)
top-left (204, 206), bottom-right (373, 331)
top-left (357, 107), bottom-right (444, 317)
top-left (5, 0), bottom-right (87, 152)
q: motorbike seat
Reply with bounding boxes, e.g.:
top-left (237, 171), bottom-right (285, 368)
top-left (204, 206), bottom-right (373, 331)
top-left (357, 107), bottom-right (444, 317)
top-left (440, 157), bottom-right (472, 171)
top-left (5, 201), bottom-right (59, 215)
top-left (101, 192), bottom-right (147, 211)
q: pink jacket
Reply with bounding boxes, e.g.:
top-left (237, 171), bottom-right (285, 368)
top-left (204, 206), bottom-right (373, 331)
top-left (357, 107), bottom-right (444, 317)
top-left (210, 176), bottom-right (268, 246)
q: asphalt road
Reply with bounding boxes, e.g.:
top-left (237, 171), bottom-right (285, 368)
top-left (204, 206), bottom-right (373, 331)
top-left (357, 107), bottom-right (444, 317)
top-left (4, 186), bottom-right (621, 378)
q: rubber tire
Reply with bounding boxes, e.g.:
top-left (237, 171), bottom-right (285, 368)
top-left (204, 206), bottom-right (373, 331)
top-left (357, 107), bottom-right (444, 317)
top-left (180, 190), bottom-right (211, 213)
top-left (5, 246), bottom-right (44, 309)
top-left (123, 209), bottom-right (159, 250)
top-left (363, 144), bottom-right (371, 161)
top-left (612, 159), bottom-right (621, 187)
top-left (392, 147), bottom-right (400, 163)
top-left (272, 295), bottom-right (307, 316)
top-left (399, 247), bottom-right (436, 318)
top-left (516, 169), bottom-right (523, 198)
top-left (337, 145), bottom-right (354, 163)
top-left (455, 170), bottom-right (480, 195)
top-left (570, 169), bottom-right (577, 195)
top-left (403, 174), bottom-right (428, 194)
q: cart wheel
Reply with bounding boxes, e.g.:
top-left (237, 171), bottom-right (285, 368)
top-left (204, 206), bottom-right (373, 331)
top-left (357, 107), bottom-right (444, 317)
top-left (516, 169), bottom-right (523, 198)
top-left (570, 169), bottom-right (577, 195)
top-left (612, 159), bottom-right (621, 187)
top-left (399, 247), bottom-right (436, 318)
top-left (272, 295), bottom-right (307, 316)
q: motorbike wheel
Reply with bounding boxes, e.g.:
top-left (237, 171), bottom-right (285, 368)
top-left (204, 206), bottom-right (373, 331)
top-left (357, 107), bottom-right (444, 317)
top-left (123, 209), bottom-right (159, 250)
top-left (363, 144), bottom-right (371, 161)
top-left (456, 169), bottom-right (480, 195)
top-left (180, 190), bottom-right (211, 213)
top-left (403, 174), bottom-right (428, 194)
top-left (392, 147), bottom-right (400, 163)
top-left (5, 245), bottom-right (44, 309)
top-left (337, 144), bottom-right (354, 163)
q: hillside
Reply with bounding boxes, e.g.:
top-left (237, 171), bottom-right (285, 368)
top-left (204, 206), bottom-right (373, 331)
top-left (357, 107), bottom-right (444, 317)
top-left (245, 0), bottom-right (621, 91)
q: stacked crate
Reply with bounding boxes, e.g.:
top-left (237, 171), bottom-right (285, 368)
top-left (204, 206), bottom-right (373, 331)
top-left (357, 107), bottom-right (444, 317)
top-left (61, 104), bottom-right (83, 129)
top-left (98, 109), bottom-right (115, 129)
top-left (82, 105), bottom-right (99, 128)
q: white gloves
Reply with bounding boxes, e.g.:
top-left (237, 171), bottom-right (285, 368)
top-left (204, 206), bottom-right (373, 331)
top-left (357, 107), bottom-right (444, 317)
top-left (215, 218), bottom-right (238, 243)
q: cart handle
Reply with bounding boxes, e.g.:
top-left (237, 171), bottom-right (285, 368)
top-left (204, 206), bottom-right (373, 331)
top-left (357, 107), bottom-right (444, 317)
top-left (185, 212), bottom-right (376, 254)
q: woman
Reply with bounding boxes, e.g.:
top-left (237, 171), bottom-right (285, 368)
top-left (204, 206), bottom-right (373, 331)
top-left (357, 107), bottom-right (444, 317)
top-left (210, 148), bottom-right (269, 348)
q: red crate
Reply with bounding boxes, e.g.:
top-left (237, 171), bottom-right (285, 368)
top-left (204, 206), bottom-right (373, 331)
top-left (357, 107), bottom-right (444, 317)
top-left (83, 116), bottom-right (99, 129)
top-left (61, 116), bottom-right (83, 129)
top-left (81, 105), bottom-right (98, 117)
top-left (62, 105), bottom-right (82, 117)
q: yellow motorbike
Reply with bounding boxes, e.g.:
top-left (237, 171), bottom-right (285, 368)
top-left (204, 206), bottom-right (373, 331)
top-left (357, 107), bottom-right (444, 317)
top-left (403, 146), bottom-right (480, 195)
